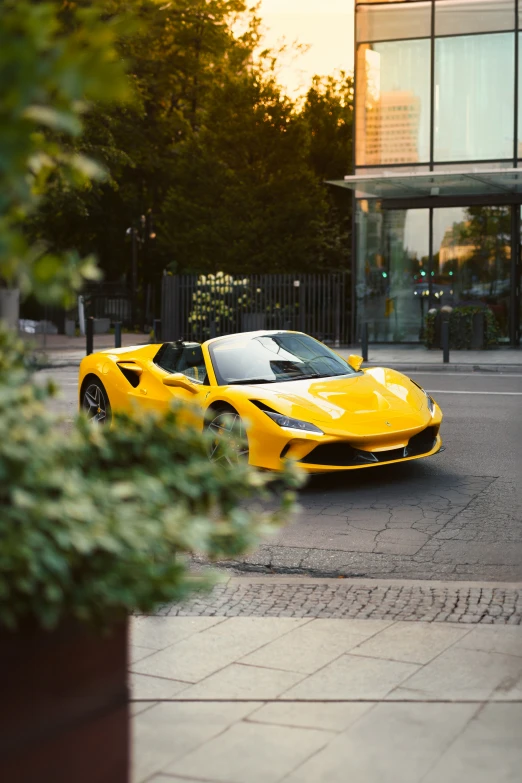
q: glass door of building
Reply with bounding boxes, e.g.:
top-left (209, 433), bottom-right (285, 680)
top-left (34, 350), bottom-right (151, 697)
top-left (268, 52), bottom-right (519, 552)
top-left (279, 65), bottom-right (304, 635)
top-left (356, 204), bottom-right (430, 342)
top-left (356, 201), bottom-right (514, 343)
top-left (433, 206), bottom-right (512, 342)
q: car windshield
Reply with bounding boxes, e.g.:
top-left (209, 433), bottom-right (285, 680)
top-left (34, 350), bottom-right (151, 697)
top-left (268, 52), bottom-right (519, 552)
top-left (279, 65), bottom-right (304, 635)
top-left (209, 333), bottom-right (356, 385)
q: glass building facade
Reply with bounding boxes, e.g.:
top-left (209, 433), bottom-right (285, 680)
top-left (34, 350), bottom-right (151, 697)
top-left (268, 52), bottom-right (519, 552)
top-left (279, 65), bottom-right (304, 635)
top-left (336, 0), bottom-right (522, 345)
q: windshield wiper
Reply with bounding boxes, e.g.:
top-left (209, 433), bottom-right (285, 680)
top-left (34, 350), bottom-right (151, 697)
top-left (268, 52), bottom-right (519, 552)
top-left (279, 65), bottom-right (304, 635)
top-left (281, 372), bottom-right (353, 382)
top-left (226, 378), bottom-right (278, 385)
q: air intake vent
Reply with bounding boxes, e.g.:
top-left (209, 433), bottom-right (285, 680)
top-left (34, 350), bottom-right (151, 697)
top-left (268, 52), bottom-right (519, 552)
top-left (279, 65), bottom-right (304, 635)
top-left (117, 364), bottom-right (140, 388)
top-left (250, 400), bottom-right (278, 413)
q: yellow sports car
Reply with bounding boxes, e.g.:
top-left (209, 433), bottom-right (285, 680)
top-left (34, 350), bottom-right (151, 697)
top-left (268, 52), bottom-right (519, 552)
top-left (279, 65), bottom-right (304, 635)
top-left (78, 330), bottom-right (443, 473)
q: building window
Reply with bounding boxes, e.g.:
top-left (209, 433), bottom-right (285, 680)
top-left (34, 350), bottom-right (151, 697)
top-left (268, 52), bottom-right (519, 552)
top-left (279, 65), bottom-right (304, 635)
top-left (433, 206), bottom-right (511, 341)
top-left (435, 0), bottom-right (515, 37)
top-left (434, 33), bottom-right (514, 162)
top-left (356, 2), bottom-right (431, 43)
top-left (356, 39), bottom-right (431, 167)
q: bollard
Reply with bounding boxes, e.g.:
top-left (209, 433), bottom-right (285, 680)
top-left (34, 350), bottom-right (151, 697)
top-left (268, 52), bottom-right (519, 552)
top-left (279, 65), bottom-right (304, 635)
top-left (361, 322), bottom-right (368, 362)
top-left (114, 321), bottom-right (122, 349)
top-left (153, 319), bottom-right (161, 343)
top-left (442, 320), bottom-right (450, 364)
top-left (86, 316), bottom-right (94, 356)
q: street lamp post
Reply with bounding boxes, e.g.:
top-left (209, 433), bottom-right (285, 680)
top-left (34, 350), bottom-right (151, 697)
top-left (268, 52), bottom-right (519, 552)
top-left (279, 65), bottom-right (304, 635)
top-left (126, 211), bottom-right (156, 330)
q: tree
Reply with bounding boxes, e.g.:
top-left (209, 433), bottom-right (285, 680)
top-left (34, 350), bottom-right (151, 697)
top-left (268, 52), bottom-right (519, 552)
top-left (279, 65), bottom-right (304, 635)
top-left (300, 72), bottom-right (354, 273)
top-left (302, 72), bottom-right (354, 182)
top-left (0, 0), bottom-right (298, 629)
top-left (159, 70), bottom-right (330, 274)
top-left (0, 0), bottom-right (131, 301)
top-left (25, 2), bottom-right (356, 287)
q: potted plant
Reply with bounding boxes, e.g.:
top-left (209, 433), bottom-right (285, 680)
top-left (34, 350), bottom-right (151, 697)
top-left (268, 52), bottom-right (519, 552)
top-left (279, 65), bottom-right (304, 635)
top-left (0, 4), bottom-right (299, 781)
top-left (0, 327), bottom-right (297, 782)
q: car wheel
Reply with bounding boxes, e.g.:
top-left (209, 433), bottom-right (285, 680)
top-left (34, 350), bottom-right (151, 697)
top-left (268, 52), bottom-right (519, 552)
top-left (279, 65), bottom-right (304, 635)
top-left (82, 378), bottom-right (111, 425)
top-left (206, 408), bottom-right (249, 465)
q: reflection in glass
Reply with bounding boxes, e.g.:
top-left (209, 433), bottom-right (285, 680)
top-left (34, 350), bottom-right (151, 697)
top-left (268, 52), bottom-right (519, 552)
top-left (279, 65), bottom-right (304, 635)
top-left (518, 33), bottom-right (522, 160)
top-left (434, 34), bottom-right (514, 162)
top-left (435, 0), bottom-right (514, 37)
top-left (356, 202), bottom-right (430, 342)
top-left (356, 2), bottom-right (431, 43)
top-left (432, 206), bottom-right (511, 340)
top-left (356, 40), bottom-right (430, 166)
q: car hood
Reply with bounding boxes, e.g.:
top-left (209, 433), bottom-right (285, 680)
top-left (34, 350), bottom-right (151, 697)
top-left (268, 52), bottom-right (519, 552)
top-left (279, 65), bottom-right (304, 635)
top-left (249, 368), bottom-right (428, 434)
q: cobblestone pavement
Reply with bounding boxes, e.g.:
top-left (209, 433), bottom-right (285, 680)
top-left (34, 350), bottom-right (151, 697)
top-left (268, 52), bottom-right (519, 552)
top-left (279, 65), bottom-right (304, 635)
top-left (160, 578), bottom-right (522, 625)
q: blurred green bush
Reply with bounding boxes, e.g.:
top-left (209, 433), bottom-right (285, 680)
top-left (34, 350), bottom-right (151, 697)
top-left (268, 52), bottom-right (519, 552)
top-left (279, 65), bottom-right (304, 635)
top-left (0, 1), bottom-right (300, 632)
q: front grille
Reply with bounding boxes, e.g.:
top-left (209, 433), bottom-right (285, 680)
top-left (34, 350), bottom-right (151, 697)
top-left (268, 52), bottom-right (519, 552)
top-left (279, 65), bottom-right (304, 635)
top-left (405, 426), bottom-right (437, 457)
top-left (299, 426), bottom-right (437, 467)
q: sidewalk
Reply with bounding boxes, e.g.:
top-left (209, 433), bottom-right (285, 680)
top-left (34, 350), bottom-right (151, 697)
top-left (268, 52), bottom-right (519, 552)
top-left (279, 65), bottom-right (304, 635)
top-left (337, 345), bottom-right (522, 374)
top-left (130, 576), bottom-right (522, 783)
top-left (26, 331), bottom-right (151, 368)
top-left (31, 332), bottom-right (522, 373)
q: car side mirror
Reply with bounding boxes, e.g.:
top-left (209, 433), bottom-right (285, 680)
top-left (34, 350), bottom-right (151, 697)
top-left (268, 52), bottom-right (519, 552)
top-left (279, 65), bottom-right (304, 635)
top-left (162, 373), bottom-right (199, 394)
top-left (348, 354), bottom-right (364, 372)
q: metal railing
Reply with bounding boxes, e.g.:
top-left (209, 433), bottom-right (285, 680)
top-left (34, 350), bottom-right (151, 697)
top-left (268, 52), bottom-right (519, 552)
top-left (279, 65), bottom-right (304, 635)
top-left (161, 273), bottom-right (351, 346)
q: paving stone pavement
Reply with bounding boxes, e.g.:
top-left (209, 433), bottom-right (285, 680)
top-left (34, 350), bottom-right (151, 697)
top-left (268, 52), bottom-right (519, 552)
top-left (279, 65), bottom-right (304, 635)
top-left (130, 614), bottom-right (522, 783)
top-left (154, 577), bottom-right (522, 624)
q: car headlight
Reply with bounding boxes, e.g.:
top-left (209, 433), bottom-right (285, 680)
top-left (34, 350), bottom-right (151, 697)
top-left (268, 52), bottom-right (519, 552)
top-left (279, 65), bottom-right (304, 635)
top-left (264, 411), bottom-right (323, 434)
top-left (426, 392), bottom-right (435, 416)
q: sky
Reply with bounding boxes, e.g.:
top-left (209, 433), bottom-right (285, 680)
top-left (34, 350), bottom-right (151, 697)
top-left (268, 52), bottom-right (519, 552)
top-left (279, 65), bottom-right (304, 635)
top-left (257, 0), bottom-right (355, 97)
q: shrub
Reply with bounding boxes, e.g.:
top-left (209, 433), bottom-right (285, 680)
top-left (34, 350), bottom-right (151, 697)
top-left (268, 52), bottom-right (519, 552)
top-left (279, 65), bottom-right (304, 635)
top-left (424, 305), bottom-right (500, 349)
top-left (0, 327), bottom-right (300, 630)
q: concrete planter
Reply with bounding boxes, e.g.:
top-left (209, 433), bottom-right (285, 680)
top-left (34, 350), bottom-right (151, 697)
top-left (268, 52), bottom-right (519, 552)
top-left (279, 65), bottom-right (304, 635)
top-left (0, 289), bottom-right (20, 329)
top-left (0, 619), bottom-right (129, 783)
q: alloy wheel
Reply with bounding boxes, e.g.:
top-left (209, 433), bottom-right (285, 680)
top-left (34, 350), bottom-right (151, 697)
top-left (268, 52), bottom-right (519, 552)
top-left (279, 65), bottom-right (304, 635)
top-left (208, 412), bottom-right (249, 465)
top-left (83, 383), bottom-right (108, 425)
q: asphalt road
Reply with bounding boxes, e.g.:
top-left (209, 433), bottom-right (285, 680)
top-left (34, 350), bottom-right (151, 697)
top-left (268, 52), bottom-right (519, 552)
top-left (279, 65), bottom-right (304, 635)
top-left (39, 367), bottom-right (522, 582)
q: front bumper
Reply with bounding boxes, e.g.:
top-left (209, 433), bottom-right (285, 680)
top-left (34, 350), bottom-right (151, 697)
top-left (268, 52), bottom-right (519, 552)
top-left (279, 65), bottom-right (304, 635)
top-left (294, 433), bottom-right (443, 473)
top-left (248, 416), bottom-right (443, 473)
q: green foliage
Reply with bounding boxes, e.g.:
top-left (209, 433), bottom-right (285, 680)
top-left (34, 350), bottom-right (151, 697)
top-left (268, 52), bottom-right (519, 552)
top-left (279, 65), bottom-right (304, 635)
top-left (424, 306), bottom-right (500, 350)
top-left (0, 327), bottom-right (300, 631)
top-left (0, 0), bottom-right (131, 303)
top-left (0, 0), bottom-right (301, 633)
top-left (27, 2), bottom-right (354, 283)
top-left (160, 70), bottom-right (331, 275)
top-left (302, 72), bottom-right (354, 182)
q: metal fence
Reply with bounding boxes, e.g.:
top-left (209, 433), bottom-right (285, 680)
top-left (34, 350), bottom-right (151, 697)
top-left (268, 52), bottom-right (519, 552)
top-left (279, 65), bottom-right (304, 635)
top-left (83, 284), bottom-right (133, 326)
top-left (162, 273), bottom-right (351, 345)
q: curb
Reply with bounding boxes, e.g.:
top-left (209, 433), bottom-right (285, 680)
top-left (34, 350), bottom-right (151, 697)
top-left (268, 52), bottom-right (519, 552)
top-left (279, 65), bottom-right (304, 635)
top-left (35, 362), bottom-right (81, 370)
top-left (223, 575), bottom-right (522, 590)
top-left (367, 363), bottom-right (522, 374)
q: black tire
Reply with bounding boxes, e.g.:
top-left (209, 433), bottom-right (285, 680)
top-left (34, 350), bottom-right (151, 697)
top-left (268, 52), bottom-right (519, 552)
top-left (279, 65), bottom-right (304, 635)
top-left (205, 407), bottom-right (249, 465)
top-left (81, 377), bottom-right (111, 426)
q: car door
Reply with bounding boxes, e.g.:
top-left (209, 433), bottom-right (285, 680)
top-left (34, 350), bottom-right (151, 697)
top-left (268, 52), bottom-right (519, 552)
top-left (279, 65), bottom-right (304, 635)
top-left (126, 343), bottom-right (209, 426)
